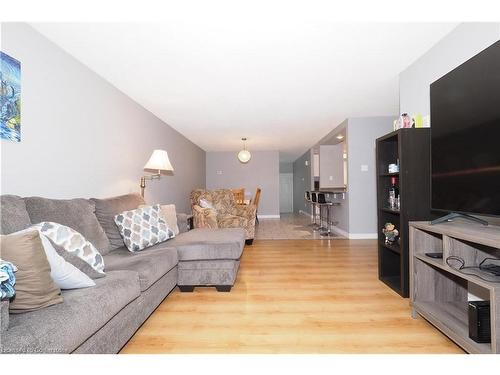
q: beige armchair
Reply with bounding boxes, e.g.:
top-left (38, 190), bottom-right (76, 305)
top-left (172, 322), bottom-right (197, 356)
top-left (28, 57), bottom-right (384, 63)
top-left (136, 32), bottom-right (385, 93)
top-left (190, 189), bottom-right (257, 243)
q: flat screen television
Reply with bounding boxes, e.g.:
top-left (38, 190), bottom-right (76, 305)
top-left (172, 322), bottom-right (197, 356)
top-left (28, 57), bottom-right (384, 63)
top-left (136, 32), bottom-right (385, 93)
top-left (430, 40), bottom-right (500, 218)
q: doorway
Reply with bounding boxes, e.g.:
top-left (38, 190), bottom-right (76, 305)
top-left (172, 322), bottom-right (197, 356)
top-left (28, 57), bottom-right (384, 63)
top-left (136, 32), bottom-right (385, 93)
top-left (279, 173), bottom-right (293, 213)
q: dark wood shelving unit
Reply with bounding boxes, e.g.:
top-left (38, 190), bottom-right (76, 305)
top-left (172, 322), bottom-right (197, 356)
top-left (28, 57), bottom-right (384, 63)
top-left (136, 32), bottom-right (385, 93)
top-left (379, 173), bottom-right (400, 177)
top-left (380, 207), bottom-right (401, 214)
top-left (376, 128), bottom-right (433, 297)
top-left (380, 240), bottom-right (401, 254)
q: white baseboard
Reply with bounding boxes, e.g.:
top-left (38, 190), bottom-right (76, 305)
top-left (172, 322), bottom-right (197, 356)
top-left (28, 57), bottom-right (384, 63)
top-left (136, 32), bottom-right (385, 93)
top-left (347, 233), bottom-right (378, 239)
top-left (330, 226), bottom-right (349, 238)
top-left (258, 214), bottom-right (281, 219)
top-left (297, 211), bottom-right (376, 239)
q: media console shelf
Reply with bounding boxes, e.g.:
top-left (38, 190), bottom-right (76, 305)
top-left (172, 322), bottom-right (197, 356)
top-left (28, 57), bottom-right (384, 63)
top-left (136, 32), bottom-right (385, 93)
top-left (409, 220), bottom-right (500, 354)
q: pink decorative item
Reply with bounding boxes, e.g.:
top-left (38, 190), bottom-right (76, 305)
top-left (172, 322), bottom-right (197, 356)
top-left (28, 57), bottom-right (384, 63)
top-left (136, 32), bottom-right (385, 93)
top-left (401, 113), bottom-right (413, 128)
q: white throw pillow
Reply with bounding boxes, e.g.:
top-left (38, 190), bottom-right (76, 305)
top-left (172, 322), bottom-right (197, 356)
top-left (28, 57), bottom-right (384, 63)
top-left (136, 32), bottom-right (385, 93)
top-left (139, 204), bottom-right (179, 235)
top-left (20, 228), bottom-right (95, 289)
top-left (199, 199), bottom-right (214, 209)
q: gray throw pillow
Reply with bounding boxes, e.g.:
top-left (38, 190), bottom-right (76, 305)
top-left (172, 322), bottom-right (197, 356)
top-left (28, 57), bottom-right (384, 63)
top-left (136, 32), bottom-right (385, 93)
top-left (91, 194), bottom-right (146, 253)
top-left (114, 204), bottom-right (175, 252)
top-left (48, 238), bottom-right (105, 279)
top-left (34, 222), bottom-right (105, 275)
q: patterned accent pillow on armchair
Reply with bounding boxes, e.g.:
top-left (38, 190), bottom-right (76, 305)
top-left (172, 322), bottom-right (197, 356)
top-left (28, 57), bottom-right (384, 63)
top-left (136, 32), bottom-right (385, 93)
top-left (114, 204), bottom-right (175, 252)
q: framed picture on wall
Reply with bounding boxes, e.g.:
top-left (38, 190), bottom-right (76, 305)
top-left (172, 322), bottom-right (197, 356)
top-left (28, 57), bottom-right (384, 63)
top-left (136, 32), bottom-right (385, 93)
top-left (1, 51), bottom-right (21, 142)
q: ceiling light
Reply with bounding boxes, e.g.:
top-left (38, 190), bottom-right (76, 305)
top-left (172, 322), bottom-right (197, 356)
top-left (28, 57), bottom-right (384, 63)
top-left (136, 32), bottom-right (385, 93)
top-left (237, 138), bottom-right (251, 163)
top-left (336, 134), bottom-right (344, 140)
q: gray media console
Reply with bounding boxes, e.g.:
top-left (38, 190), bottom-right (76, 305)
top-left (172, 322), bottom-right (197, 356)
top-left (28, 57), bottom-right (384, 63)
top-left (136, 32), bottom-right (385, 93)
top-left (409, 220), bottom-right (500, 354)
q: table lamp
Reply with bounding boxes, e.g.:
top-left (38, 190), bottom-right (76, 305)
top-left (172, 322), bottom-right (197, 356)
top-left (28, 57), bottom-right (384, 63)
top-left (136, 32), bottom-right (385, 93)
top-left (140, 149), bottom-right (174, 197)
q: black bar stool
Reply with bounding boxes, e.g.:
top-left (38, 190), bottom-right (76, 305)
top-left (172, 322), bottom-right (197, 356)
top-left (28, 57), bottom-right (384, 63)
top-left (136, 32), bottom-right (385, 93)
top-left (310, 192), bottom-right (320, 231)
top-left (317, 192), bottom-right (340, 237)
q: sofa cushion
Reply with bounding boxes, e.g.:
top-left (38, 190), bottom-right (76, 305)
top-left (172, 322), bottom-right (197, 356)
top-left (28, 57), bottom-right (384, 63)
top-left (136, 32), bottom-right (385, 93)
top-left (24, 197), bottom-right (109, 253)
top-left (91, 194), bottom-right (146, 253)
top-left (169, 228), bottom-right (245, 261)
top-left (103, 244), bottom-right (178, 291)
top-left (0, 195), bottom-right (31, 235)
top-left (1, 270), bottom-right (140, 353)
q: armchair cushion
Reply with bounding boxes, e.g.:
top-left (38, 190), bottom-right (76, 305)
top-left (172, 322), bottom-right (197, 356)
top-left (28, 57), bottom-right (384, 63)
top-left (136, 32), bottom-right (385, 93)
top-left (218, 214), bottom-right (249, 229)
top-left (192, 205), bottom-right (218, 229)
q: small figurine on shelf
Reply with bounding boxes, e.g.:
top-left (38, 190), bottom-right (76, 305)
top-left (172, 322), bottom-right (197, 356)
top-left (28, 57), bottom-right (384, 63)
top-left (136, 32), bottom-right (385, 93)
top-left (393, 113), bottom-right (415, 130)
top-left (382, 222), bottom-right (399, 244)
top-left (401, 113), bottom-right (414, 128)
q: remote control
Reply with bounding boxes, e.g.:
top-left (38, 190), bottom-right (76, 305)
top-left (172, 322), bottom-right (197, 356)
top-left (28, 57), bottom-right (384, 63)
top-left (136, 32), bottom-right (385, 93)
top-left (425, 252), bottom-right (443, 259)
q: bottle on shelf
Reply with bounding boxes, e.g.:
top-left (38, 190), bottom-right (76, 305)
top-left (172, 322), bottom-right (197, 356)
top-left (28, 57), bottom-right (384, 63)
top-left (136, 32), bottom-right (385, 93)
top-left (388, 176), bottom-right (400, 210)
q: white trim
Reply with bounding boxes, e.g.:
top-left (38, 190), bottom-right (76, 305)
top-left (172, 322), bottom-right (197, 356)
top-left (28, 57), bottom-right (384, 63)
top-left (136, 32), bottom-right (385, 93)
top-left (330, 226), bottom-right (349, 238)
top-left (295, 212), bottom-right (378, 239)
top-left (258, 214), bottom-right (281, 219)
top-left (299, 210), bottom-right (312, 217)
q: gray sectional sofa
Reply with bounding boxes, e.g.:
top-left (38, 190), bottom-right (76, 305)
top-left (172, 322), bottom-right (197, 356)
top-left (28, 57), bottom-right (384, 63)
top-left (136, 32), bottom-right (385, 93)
top-left (0, 193), bottom-right (246, 353)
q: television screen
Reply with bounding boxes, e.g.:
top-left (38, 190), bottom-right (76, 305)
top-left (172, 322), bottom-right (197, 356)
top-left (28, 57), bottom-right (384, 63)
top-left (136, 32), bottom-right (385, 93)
top-left (431, 40), bottom-right (500, 217)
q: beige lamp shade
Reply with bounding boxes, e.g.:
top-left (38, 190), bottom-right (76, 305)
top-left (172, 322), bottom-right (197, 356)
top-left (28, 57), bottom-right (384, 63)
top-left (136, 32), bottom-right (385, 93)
top-left (143, 149), bottom-right (174, 174)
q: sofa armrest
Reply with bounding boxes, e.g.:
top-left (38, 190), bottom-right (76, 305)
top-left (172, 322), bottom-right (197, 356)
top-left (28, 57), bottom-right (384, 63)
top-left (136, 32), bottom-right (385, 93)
top-left (233, 204), bottom-right (257, 221)
top-left (176, 213), bottom-right (191, 233)
top-left (232, 204), bottom-right (257, 240)
top-left (1, 300), bottom-right (9, 332)
top-left (192, 205), bottom-right (218, 229)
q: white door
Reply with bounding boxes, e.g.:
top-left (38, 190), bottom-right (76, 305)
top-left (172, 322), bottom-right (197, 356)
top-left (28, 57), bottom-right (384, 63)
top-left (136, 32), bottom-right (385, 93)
top-left (279, 173), bottom-right (293, 213)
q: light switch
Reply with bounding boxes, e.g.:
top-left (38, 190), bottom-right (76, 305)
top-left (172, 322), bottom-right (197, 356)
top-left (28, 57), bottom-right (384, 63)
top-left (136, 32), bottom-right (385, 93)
top-left (216, 170), bottom-right (223, 175)
top-left (361, 165), bottom-right (368, 172)
top-left (329, 176), bottom-right (333, 181)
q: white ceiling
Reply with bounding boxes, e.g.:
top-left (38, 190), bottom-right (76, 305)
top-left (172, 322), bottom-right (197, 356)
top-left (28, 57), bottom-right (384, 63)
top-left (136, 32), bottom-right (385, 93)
top-left (31, 19), bottom-right (457, 162)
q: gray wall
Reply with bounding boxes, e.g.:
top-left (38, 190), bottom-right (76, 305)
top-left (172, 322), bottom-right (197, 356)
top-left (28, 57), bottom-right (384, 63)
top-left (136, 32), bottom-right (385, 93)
top-left (347, 117), bottom-right (394, 236)
top-left (205, 151), bottom-right (279, 216)
top-left (303, 117), bottom-right (393, 236)
top-left (279, 162), bottom-right (293, 173)
top-left (400, 23), bottom-right (500, 116)
top-left (292, 149), bottom-right (312, 214)
top-left (319, 144), bottom-right (344, 189)
top-left (0, 23), bottom-right (205, 213)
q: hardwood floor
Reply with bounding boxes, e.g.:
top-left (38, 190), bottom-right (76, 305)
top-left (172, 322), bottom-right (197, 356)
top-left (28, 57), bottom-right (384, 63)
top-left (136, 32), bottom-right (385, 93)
top-left (120, 239), bottom-right (463, 354)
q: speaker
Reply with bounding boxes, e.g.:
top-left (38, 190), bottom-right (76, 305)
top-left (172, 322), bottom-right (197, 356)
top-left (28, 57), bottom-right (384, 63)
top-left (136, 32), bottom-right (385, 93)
top-left (468, 301), bottom-right (491, 343)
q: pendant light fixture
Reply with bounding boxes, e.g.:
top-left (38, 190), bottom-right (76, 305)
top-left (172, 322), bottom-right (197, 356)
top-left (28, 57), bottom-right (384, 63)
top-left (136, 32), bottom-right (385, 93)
top-left (237, 137), bottom-right (251, 163)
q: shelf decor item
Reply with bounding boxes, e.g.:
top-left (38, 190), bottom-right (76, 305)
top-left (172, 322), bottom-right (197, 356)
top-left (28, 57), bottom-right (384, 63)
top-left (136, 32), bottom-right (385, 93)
top-left (382, 223), bottom-right (399, 244)
top-left (0, 52), bottom-right (21, 142)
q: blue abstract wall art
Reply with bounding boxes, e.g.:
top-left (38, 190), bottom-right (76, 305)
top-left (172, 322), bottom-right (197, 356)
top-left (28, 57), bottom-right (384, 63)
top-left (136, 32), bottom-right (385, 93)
top-left (1, 52), bottom-right (21, 142)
